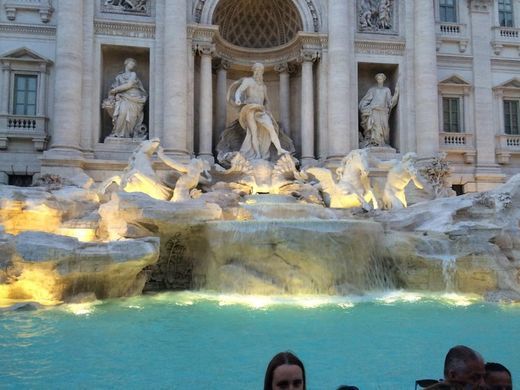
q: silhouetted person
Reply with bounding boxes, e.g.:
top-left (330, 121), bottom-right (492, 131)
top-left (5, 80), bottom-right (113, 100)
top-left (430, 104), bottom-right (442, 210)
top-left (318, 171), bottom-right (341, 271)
top-left (485, 362), bottom-right (512, 390)
top-left (425, 345), bottom-right (486, 389)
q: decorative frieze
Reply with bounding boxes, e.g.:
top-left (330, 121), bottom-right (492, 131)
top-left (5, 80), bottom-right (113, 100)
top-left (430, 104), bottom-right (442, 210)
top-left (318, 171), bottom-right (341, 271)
top-left (0, 22), bottom-right (55, 36)
top-left (101, 0), bottom-right (151, 16)
top-left (4, 0), bottom-right (54, 23)
top-left (94, 20), bottom-right (155, 38)
top-left (355, 39), bottom-right (405, 55)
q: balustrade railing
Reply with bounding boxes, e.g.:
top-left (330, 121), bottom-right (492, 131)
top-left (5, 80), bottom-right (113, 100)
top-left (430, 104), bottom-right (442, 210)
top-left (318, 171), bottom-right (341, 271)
top-left (493, 26), bottom-right (520, 40)
top-left (440, 132), bottom-right (473, 147)
top-left (496, 134), bottom-right (520, 150)
top-left (437, 22), bottom-right (465, 36)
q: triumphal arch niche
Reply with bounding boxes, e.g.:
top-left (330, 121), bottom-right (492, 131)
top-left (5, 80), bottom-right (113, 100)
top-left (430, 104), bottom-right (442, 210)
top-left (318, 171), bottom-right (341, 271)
top-left (190, 0), bottom-right (325, 164)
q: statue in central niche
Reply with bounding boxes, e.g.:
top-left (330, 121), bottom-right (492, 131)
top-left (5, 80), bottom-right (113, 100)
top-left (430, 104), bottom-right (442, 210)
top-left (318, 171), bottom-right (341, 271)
top-left (225, 63), bottom-right (290, 160)
top-left (359, 73), bottom-right (399, 147)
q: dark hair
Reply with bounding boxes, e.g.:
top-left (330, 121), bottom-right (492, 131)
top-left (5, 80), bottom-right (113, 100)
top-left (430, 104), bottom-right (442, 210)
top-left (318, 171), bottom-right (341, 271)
top-left (444, 345), bottom-right (483, 378)
top-left (485, 362), bottom-right (512, 380)
top-left (264, 351), bottom-right (306, 390)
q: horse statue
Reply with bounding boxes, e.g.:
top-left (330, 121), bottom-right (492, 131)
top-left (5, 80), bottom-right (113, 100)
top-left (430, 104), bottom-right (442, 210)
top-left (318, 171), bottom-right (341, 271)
top-left (381, 152), bottom-right (424, 209)
top-left (306, 149), bottom-right (378, 210)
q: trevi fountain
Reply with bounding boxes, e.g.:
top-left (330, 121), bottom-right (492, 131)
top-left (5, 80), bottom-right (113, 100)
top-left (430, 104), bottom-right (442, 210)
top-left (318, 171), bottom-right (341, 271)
top-left (1, 1), bottom-right (519, 388)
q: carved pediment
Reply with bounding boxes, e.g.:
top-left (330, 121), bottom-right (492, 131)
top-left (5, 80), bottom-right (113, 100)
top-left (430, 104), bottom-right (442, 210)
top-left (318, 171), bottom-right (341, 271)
top-left (495, 78), bottom-right (520, 89)
top-left (0, 47), bottom-right (52, 64)
top-left (439, 75), bottom-right (471, 86)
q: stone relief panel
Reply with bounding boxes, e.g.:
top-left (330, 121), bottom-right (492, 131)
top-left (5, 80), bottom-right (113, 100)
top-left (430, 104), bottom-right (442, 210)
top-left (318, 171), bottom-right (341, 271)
top-left (357, 0), bottom-right (396, 33)
top-left (101, 0), bottom-right (151, 16)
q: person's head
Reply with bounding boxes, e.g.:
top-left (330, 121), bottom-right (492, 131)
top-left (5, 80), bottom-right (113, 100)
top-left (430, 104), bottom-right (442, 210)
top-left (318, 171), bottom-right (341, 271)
top-left (124, 58), bottom-right (137, 71)
top-left (485, 362), bottom-right (512, 390)
top-left (252, 63), bottom-right (265, 79)
top-left (375, 73), bottom-right (386, 84)
top-left (264, 352), bottom-right (305, 390)
top-left (443, 345), bottom-right (486, 388)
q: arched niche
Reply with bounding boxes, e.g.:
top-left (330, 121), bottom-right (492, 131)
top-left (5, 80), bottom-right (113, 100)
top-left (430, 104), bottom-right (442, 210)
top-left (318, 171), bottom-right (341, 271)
top-left (193, 0), bottom-right (323, 33)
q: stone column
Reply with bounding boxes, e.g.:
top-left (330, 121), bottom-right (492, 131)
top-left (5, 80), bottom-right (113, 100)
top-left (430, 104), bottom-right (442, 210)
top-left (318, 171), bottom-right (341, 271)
top-left (327, 0), bottom-right (352, 161)
top-left (197, 43), bottom-right (215, 163)
top-left (300, 50), bottom-right (318, 165)
top-left (317, 37), bottom-right (329, 160)
top-left (414, 0), bottom-right (439, 157)
top-left (469, 0), bottom-right (502, 189)
top-left (36, 64), bottom-right (47, 117)
top-left (275, 62), bottom-right (291, 135)
top-left (163, 0), bottom-right (188, 156)
top-left (214, 59), bottom-right (229, 150)
top-left (186, 25), bottom-right (196, 154)
top-left (49, 1), bottom-right (83, 154)
top-left (0, 62), bottom-right (10, 114)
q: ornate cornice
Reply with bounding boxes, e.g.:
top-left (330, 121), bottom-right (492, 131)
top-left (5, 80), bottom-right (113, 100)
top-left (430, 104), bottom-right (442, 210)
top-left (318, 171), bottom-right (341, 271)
top-left (0, 22), bottom-right (55, 36)
top-left (355, 39), bottom-right (405, 55)
top-left (208, 29), bottom-right (325, 69)
top-left (94, 20), bottom-right (155, 39)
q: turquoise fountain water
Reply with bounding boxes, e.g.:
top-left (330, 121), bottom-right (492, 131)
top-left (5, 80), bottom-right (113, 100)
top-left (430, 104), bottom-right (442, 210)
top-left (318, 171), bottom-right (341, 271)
top-left (1, 292), bottom-right (518, 389)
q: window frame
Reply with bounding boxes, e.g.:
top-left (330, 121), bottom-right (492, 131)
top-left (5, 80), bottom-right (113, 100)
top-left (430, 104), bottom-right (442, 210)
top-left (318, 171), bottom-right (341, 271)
top-left (442, 96), bottom-right (463, 133)
top-left (13, 73), bottom-right (38, 116)
top-left (498, 0), bottom-right (514, 27)
top-left (503, 99), bottom-right (520, 135)
top-left (439, 0), bottom-right (458, 23)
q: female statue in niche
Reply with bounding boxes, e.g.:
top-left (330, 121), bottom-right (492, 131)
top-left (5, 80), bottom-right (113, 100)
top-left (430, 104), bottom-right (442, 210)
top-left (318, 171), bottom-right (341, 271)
top-left (359, 72), bottom-right (399, 147)
top-left (102, 58), bottom-right (148, 139)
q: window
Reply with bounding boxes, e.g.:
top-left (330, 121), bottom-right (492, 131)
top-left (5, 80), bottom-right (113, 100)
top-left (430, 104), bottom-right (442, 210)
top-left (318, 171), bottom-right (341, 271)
top-left (443, 97), bottom-right (461, 132)
top-left (8, 174), bottom-right (33, 187)
top-left (504, 100), bottom-right (519, 135)
top-left (439, 0), bottom-right (457, 23)
top-left (14, 75), bottom-right (37, 116)
top-left (498, 0), bottom-right (514, 27)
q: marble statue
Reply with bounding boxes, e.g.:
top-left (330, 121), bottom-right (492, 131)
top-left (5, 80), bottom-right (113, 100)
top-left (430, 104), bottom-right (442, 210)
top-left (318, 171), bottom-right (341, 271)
top-left (307, 149), bottom-right (378, 210)
top-left (359, 73), bottom-right (399, 147)
top-left (378, 0), bottom-right (392, 29)
top-left (157, 148), bottom-right (211, 202)
top-left (359, 0), bottom-right (374, 29)
top-left (227, 63), bottom-right (289, 160)
top-left (102, 58), bottom-right (148, 139)
top-left (98, 138), bottom-right (210, 202)
top-left (103, 0), bottom-right (149, 12)
top-left (381, 152), bottom-right (424, 209)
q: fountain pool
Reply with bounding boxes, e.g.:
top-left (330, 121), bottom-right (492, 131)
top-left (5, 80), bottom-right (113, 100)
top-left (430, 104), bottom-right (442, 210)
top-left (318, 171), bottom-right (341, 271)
top-left (1, 291), bottom-right (518, 389)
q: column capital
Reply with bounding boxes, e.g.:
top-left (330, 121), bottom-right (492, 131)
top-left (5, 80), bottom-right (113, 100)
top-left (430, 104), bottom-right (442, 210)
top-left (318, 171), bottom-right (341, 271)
top-left (0, 61), bottom-right (11, 71)
top-left (194, 42), bottom-right (215, 57)
top-left (299, 49), bottom-right (320, 63)
top-left (274, 62), bottom-right (296, 74)
top-left (213, 58), bottom-right (230, 71)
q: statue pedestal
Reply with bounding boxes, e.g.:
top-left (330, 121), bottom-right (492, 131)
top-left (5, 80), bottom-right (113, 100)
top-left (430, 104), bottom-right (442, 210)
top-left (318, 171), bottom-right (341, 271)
top-left (95, 137), bottom-right (145, 160)
top-left (363, 146), bottom-right (399, 161)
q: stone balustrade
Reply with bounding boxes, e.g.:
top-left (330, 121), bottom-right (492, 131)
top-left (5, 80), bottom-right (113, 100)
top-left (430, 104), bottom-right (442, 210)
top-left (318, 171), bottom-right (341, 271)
top-left (494, 26), bottom-right (520, 40)
top-left (440, 132), bottom-right (476, 163)
top-left (437, 22), bottom-right (465, 36)
top-left (0, 114), bottom-right (48, 151)
top-left (496, 134), bottom-right (520, 150)
top-left (4, 0), bottom-right (54, 23)
top-left (440, 132), bottom-right (473, 148)
top-left (436, 22), bottom-right (468, 52)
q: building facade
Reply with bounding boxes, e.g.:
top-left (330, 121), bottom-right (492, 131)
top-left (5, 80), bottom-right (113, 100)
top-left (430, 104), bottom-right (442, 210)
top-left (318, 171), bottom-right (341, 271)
top-left (0, 0), bottom-right (519, 192)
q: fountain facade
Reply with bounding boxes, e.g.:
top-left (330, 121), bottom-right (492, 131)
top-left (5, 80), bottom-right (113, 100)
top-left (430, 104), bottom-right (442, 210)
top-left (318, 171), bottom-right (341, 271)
top-left (1, 1), bottom-right (520, 307)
